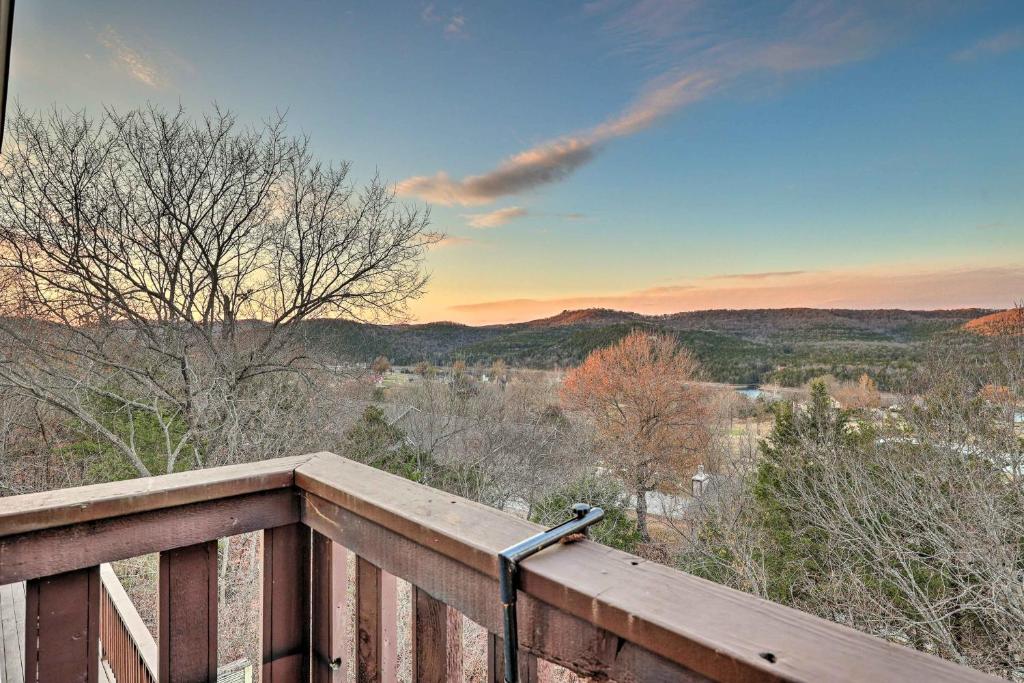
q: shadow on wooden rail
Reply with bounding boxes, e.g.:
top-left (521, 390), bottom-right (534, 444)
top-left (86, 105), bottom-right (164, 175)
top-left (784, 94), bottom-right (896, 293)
top-left (0, 452), bottom-right (1001, 683)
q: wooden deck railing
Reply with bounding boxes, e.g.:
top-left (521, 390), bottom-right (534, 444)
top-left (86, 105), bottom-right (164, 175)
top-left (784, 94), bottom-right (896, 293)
top-left (0, 452), bottom-right (1002, 682)
top-left (99, 563), bottom-right (158, 683)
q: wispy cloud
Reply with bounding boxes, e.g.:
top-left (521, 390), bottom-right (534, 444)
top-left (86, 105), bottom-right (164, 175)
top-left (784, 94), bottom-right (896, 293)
top-left (445, 265), bottom-right (1023, 324)
top-left (431, 235), bottom-right (476, 249)
top-left (705, 270), bottom-right (808, 281)
top-left (952, 27), bottom-right (1024, 62)
top-left (445, 14), bottom-right (467, 37)
top-left (398, 1), bottom-right (924, 206)
top-left (421, 3), bottom-right (441, 23)
top-left (421, 3), bottom-right (467, 38)
top-left (98, 26), bottom-right (167, 88)
top-left (397, 70), bottom-right (717, 205)
top-left (464, 206), bottom-right (527, 228)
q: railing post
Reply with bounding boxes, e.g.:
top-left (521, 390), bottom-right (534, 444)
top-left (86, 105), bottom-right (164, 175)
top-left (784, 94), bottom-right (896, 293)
top-left (263, 523), bottom-right (311, 682)
top-left (312, 531), bottom-right (348, 683)
top-left (159, 541), bottom-right (218, 683)
top-left (24, 566), bottom-right (100, 683)
top-left (412, 587), bottom-right (462, 683)
top-left (355, 556), bottom-right (397, 683)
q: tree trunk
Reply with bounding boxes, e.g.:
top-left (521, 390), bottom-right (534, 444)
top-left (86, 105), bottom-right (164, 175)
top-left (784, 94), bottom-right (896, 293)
top-left (635, 488), bottom-right (650, 543)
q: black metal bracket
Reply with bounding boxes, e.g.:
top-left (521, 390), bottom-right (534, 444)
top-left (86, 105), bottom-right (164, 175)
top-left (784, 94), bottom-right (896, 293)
top-left (498, 503), bottom-right (605, 683)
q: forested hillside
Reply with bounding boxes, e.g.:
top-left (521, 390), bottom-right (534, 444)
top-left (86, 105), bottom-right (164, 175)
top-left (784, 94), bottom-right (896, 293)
top-left (302, 307), bottom-right (995, 388)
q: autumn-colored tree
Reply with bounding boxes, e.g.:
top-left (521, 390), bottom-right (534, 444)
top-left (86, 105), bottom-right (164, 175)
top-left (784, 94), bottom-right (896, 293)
top-left (371, 355), bottom-right (391, 375)
top-left (560, 331), bottom-right (711, 542)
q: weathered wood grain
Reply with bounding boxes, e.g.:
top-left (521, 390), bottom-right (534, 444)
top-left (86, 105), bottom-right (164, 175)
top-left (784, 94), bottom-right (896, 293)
top-left (262, 523), bottom-right (311, 683)
top-left (487, 633), bottom-right (537, 683)
top-left (0, 455), bottom-right (310, 537)
top-left (0, 489), bottom-right (298, 584)
top-left (297, 454), bottom-right (998, 683)
top-left (355, 556), bottom-right (397, 683)
top-left (313, 532), bottom-right (348, 683)
top-left (302, 493), bottom-right (707, 683)
top-left (412, 587), bottom-right (463, 683)
top-left (159, 541), bottom-right (217, 683)
top-left (24, 566), bottom-right (100, 683)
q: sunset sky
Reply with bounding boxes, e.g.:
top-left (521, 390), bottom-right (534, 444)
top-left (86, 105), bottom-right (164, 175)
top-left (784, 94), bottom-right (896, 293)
top-left (10, 1), bottom-right (1023, 324)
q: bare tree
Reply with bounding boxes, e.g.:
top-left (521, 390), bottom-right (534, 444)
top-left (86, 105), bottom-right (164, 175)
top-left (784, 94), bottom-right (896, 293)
top-left (0, 105), bottom-right (437, 476)
top-left (675, 331), bottom-right (1024, 678)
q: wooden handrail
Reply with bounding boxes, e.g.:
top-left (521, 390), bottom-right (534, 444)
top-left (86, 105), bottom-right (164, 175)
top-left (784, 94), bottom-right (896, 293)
top-left (0, 452), bottom-right (1003, 683)
top-left (296, 453), bottom-right (1000, 683)
top-left (99, 563), bottom-right (158, 683)
top-left (0, 454), bottom-right (311, 536)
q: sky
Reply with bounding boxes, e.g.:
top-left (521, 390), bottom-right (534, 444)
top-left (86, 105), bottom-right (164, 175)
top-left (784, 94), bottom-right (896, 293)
top-left (8, 0), bottom-right (1024, 324)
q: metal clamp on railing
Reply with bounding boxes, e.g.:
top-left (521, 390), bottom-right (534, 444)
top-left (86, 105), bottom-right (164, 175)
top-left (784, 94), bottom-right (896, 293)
top-left (498, 503), bottom-right (605, 683)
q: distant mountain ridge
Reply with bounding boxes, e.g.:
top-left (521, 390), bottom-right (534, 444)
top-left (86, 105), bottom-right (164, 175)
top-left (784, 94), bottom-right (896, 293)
top-left (302, 307), bottom-right (997, 388)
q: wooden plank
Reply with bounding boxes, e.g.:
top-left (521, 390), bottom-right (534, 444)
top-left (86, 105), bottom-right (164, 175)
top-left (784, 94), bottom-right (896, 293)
top-left (0, 455), bottom-right (310, 537)
top-left (303, 493), bottom-right (705, 683)
top-left (297, 454), bottom-right (998, 683)
top-left (262, 523), bottom-right (311, 682)
top-left (158, 541), bottom-right (217, 683)
top-left (1, 582), bottom-right (25, 683)
top-left (355, 556), bottom-right (397, 683)
top-left (486, 632), bottom-right (500, 683)
top-left (99, 563), bottom-right (158, 680)
top-left (411, 587), bottom-right (462, 683)
top-left (24, 566), bottom-right (100, 683)
top-left (0, 489), bottom-right (298, 584)
top-left (312, 532), bottom-right (347, 683)
top-left (486, 633), bottom-right (536, 683)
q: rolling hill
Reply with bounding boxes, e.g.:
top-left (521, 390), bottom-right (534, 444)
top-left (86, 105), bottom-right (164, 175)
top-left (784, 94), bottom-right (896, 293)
top-left (963, 308), bottom-right (1024, 336)
top-left (302, 307), bottom-right (994, 389)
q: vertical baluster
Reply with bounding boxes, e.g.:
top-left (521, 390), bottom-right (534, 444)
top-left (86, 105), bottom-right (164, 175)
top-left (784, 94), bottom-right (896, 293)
top-left (312, 531), bottom-right (348, 683)
top-left (355, 556), bottom-right (397, 683)
top-left (159, 541), bottom-right (218, 683)
top-left (263, 523), bottom-right (311, 682)
top-left (412, 587), bottom-right (463, 683)
top-left (24, 566), bottom-right (100, 683)
top-left (487, 633), bottom-right (538, 683)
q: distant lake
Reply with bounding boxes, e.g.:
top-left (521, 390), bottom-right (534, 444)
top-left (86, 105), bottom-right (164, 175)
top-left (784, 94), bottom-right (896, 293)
top-left (737, 386), bottom-right (763, 400)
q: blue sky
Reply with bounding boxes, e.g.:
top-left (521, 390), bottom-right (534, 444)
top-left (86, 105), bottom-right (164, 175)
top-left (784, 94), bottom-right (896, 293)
top-left (9, 0), bottom-right (1024, 323)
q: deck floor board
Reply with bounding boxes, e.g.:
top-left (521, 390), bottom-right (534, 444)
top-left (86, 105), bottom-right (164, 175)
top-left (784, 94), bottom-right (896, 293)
top-left (1, 582), bottom-right (25, 683)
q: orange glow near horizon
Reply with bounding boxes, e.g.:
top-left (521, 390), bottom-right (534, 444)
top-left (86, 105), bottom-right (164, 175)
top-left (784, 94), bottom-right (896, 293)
top-left (408, 264), bottom-right (1024, 325)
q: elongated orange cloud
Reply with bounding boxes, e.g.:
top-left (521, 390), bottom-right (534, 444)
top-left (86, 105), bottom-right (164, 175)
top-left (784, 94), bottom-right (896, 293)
top-left (464, 206), bottom-right (527, 228)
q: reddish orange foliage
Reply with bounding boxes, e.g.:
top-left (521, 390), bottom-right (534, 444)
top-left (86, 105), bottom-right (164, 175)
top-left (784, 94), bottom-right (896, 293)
top-left (561, 331), bottom-right (711, 538)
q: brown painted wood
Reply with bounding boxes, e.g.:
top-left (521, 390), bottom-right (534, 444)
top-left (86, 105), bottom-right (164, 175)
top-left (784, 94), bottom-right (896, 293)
top-left (159, 541), bottom-right (218, 683)
top-left (485, 633), bottom-right (536, 683)
top-left (304, 493), bottom-right (706, 683)
top-left (0, 454), bottom-right (310, 536)
top-left (355, 556), bottom-right (397, 683)
top-left (99, 562), bottom-right (158, 683)
top-left (24, 566), bottom-right (100, 683)
top-left (1, 489), bottom-right (298, 584)
top-left (297, 454), bottom-right (998, 683)
top-left (412, 587), bottom-right (463, 683)
top-left (312, 532), bottom-right (348, 683)
top-left (262, 523), bottom-right (311, 682)
top-left (486, 632), bottom-right (501, 683)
